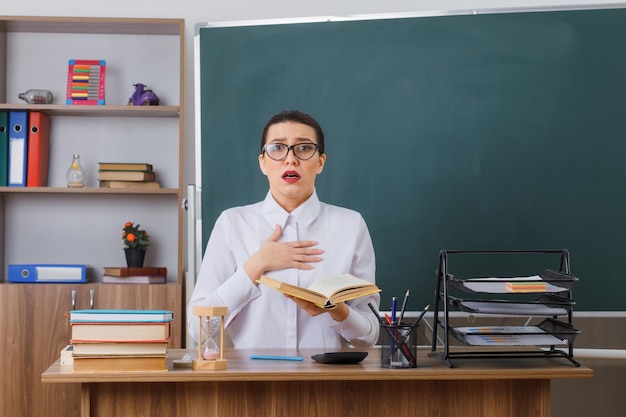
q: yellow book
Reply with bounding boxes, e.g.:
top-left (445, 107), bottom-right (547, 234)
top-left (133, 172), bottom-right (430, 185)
top-left (257, 273), bottom-right (380, 309)
top-left (72, 355), bottom-right (167, 372)
top-left (97, 170), bottom-right (155, 182)
top-left (99, 180), bottom-right (160, 189)
top-left (70, 322), bottom-right (171, 343)
top-left (72, 341), bottom-right (168, 357)
top-left (98, 162), bottom-right (153, 171)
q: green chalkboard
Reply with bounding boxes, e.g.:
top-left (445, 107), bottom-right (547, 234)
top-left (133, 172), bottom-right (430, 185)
top-left (197, 7), bottom-right (626, 311)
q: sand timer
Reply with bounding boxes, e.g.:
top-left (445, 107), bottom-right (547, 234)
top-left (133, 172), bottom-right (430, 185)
top-left (192, 306), bottom-right (228, 370)
top-left (201, 316), bottom-right (221, 360)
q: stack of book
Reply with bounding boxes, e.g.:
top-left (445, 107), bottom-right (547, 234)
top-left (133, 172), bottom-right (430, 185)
top-left (98, 162), bottom-right (160, 188)
top-left (69, 309), bottom-right (173, 372)
top-left (102, 266), bottom-right (167, 284)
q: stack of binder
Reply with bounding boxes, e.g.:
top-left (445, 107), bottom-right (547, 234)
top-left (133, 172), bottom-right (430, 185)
top-left (0, 110), bottom-right (51, 187)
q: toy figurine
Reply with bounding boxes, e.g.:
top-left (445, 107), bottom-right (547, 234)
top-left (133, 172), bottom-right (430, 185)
top-left (127, 83), bottom-right (160, 106)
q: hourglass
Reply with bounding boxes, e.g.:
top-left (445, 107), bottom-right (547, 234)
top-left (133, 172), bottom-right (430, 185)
top-left (192, 306), bottom-right (228, 370)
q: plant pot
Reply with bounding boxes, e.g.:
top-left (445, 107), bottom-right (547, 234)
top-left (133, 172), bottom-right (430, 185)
top-left (124, 248), bottom-right (146, 268)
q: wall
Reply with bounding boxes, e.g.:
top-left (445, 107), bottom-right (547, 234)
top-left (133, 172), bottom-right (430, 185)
top-left (3, 0), bottom-right (624, 206)
top-left (3, 2), bottom-right (625, 417)
top-left (4, 1), bottom-right (625, 272)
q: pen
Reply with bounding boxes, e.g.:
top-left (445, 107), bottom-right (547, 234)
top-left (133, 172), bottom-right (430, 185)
top-left (398, 290), bottom-right (410, 325)
top-left (249, 355), bottom-right (303, 361)
top-left (411, 304), bottom-right (430, 327)
top-left (383, 312), bottom-right (397, 360)
top-left (391, 296), bottom-right (397, 324)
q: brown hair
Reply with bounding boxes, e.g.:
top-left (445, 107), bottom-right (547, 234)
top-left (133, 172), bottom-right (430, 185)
top-left (260, 110), bottom-right (325, 154)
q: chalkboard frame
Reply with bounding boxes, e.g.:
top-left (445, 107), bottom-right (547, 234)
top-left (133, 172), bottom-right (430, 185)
top-left (195, 5), bottom-right (626, 311)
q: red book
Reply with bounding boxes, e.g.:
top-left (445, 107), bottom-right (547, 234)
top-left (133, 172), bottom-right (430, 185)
top-left (26, 112), bottom-right (51, 187)
top-left (103, 266), bottom-right (167, 277)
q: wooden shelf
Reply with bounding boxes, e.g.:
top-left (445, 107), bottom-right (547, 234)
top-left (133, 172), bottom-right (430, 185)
top-left (0, 15), bottom-right (185, 280)
top-left (0, 16), bottom-right (183, 35)
top-left (0, 16), bottom-right (186, 417)
top-left (0, 186), bottom-right (179, 195)
top-left (0, 104), bottom-right (180, 117)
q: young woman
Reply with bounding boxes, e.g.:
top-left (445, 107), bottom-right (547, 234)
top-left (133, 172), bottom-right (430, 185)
top-left (187, 110), bottom-right (379, 349)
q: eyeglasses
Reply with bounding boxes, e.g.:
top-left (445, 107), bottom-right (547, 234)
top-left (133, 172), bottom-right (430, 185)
top-left (262, 143), bottom-right (320, 161)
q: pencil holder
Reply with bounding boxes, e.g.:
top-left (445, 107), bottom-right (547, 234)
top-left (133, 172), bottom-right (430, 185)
top-left (380, 323), bottom-right (418, 368)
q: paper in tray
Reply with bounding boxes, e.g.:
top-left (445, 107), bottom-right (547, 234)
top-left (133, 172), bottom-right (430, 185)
top-left (449, 294), bottom-right (573, 316)
top-left (461, 333), bottom-right (567, 346)
top-left (450, 318), bottom-right (579, 347)
top-left (448, 269), bottom-right (577, 294)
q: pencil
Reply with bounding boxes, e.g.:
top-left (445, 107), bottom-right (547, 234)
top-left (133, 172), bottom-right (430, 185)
top-left (411, 304), bottom-right (430, 327)
top-left (398, 290), bottom-right (410, 324)
top-left (367, 302), bottom-right (385, 325)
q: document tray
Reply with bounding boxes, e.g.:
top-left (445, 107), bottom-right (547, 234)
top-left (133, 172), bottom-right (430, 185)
top-left (447, 269), bottom-right (578, 294)
top-left (450, 318), bottom-right (580, 347)
top-left (448, 294), bottom-right (573, 316)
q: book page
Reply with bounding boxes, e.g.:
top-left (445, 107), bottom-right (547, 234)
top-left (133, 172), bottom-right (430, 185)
top-left (306, 274), bottom-right (373, 297)
top-left (257, 276), bottom-right (327, 305)
top-left (258, 274), bottom-right (378, 309)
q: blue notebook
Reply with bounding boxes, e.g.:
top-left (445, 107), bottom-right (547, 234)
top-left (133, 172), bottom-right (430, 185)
top-left (0, 111), bottom-right (8, 186)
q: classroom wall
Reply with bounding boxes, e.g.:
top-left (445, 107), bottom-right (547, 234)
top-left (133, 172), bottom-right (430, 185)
top-left (3, 0), bottom-right (624, 201)
top-left (4, 3), bottom-right (625, 416)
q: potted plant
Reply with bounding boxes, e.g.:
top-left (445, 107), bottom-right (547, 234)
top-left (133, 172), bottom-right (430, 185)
top-left (122, 221), bottom-right (150, 267)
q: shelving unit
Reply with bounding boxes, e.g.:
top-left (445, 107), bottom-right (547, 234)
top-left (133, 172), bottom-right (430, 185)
top-left (429, 249), bottom-right (581, 368)
top-left (0, 16), bottom-right (185, 417)
top-left (0, 15), bottom-right (185, 281)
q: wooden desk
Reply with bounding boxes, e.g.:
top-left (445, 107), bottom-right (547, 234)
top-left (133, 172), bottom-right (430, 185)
top-left (42, 348), bottom-right (592, 417)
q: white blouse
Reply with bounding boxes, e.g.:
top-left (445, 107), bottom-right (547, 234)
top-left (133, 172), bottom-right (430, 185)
top-left (187, 190), bottom-right (380, 349)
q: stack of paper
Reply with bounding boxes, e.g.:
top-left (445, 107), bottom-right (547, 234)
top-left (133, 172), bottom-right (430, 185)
top-left (455, 326), bottom-right (567, 346)
top-left (460, 276), bottom-right (568, 293)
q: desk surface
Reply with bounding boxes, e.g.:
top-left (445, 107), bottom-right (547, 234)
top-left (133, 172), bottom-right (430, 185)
top-left (42, 347), bottom-right (593, 384)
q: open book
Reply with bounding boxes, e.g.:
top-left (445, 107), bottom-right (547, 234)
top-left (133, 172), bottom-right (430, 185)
top-left (257, 273), bottom-right (380, 309)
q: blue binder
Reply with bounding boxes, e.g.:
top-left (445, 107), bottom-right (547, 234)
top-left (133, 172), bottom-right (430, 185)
top-left (0, 111), bottom-right (8, 186)
top-left (8, 264), bottom-right (87, 283)
top-left (8, 111), bottom-right (28, 187)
